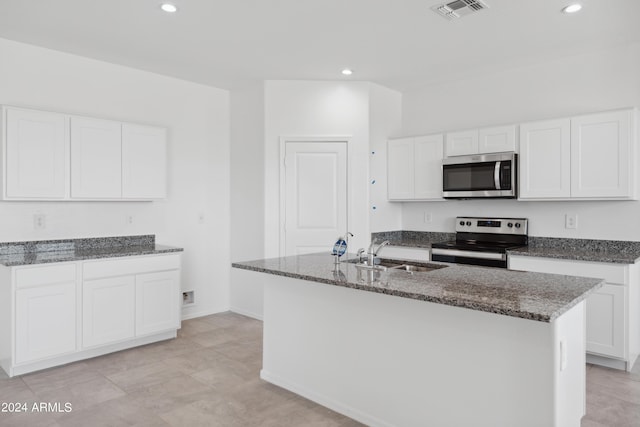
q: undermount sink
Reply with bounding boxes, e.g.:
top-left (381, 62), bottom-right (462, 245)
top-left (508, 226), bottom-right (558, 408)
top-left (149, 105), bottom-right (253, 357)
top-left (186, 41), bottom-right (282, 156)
top-left (345, 258), bottom-right (444, 273)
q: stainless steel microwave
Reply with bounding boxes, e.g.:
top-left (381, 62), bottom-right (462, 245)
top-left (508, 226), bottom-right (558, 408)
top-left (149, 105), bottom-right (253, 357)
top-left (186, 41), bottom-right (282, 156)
top-left (442, 152), bottom-right (517, 199)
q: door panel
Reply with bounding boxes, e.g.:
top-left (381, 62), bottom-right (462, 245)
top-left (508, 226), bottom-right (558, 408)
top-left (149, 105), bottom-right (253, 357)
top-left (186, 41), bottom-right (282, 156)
top-left (284, 142), bottom-right (347, 256)
top-left (70, 117), bottom-right (122, 198)
top-left (6, 108), bottom-right (67, 198)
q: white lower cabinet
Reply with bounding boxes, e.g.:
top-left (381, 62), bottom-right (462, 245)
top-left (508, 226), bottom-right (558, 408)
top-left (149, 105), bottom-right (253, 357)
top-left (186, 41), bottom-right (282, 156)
top-left (0, 253), bottom-right (181, 377)
top-left (83, 276), bottom-right (135, 348)
top-left (15, 282), bottom-right (77, 364)
top-left (585, 284), bottom-right (625, 358)
top-left (136, 270), bottom-right (180, 336)
top-left (509, 255), bottom-right (638, 371)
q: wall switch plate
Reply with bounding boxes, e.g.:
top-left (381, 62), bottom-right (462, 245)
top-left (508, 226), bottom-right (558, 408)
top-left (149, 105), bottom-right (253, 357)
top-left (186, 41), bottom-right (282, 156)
top-left (565, 214), bottom-right (578, 229)
top-left (33, 214), bottom-right (46, 230)
top-left (424, 212), bottom-right (433, 223)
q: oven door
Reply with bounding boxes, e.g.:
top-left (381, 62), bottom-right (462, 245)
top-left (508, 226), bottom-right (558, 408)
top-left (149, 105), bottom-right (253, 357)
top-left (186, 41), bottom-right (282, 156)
top-left (442, 152), bottom-right (516, 198)
top-left (431, 248), bottom-right (508, 268)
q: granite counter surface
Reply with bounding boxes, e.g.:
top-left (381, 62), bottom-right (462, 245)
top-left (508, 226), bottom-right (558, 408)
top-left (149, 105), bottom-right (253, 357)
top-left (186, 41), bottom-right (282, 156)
top-left (0, 235), bottom-right (183, 267)
top-left (232, 253), bottom-right (603, 323)
top-left (507, 237), bottom-right (640, 264)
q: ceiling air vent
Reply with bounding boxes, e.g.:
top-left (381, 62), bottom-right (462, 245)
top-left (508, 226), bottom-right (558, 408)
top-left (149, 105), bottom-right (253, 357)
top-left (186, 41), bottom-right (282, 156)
top-left (432, 0), bottom-right (489, 20)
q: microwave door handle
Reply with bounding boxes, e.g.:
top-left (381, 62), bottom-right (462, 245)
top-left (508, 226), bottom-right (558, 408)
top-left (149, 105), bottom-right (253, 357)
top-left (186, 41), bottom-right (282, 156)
top-left (494, 161), bottom-right (501, 190)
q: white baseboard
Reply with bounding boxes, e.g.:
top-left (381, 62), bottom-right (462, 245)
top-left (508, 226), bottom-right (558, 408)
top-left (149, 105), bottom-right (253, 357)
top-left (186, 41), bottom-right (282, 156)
top-left (181, 306), bottom-right (229, 321)
top-left (587, 353), bottom-right (629, 371)
top-left (260, 369), bottom-right (392, 427)
top-left (230, 306), bottom-right (263, 321)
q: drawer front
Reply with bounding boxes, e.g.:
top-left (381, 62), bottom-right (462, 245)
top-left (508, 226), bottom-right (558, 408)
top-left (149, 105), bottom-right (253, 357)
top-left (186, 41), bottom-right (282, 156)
top-left (83, 254), bottom-right (181, 279)
top-left (16, 263), bottom-right (77, 288)
top-left (509, 255), bottom-right (628, 285)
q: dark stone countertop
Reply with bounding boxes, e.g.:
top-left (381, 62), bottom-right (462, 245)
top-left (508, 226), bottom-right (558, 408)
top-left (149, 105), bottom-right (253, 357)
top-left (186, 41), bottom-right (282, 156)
top-left (370, 231), bottom-right (454, 249)
top-left (232, 253), bottom-right (603, 323)
top-left (0, 235), bottom-right (183, 267)
top-left (373, 231), bottom-right (640, 264)
top-left (507, 237), bottom-right (640, 264)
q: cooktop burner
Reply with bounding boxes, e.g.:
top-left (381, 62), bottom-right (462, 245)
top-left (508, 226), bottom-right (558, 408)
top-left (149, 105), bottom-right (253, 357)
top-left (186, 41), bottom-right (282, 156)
top-left (431, 216), bottom-right (529, 268)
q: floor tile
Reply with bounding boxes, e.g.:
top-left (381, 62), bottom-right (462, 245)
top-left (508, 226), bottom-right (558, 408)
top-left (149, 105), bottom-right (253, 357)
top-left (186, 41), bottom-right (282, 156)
top-left (1, 312), bottom-right (637, 427)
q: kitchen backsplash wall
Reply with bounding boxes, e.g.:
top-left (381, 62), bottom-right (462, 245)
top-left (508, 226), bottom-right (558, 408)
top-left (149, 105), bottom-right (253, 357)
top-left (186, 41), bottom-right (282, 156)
top-left (0, 37), bottom-right (231, 319)
top-left (393, 42), bottom-right (640, 241)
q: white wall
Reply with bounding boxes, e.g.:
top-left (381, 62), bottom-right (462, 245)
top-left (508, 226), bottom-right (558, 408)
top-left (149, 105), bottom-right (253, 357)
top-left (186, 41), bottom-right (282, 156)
top-left (399, 42), bottom-right (640, 240)
top-left (369, 83), bottom-right (403, 232)
top-left (0, 38), bottom-right (231, 318)
top-left (264, 81), bottom-right (373, 256)
top-left (230, 82), bottom-right (266, 319)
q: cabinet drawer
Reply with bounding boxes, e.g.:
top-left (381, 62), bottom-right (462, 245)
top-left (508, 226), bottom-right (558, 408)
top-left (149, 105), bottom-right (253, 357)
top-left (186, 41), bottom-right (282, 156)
top-left (509, 256), bottom-right (627, 285)
top-left (83, 254), bottom-right (180, 279)
top-left (16, 264), bottom-right (77, 288)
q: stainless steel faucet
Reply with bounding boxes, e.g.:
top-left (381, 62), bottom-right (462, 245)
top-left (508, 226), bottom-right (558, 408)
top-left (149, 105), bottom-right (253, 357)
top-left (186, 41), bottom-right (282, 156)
top-left (367, 240), bottom-right (390, 266)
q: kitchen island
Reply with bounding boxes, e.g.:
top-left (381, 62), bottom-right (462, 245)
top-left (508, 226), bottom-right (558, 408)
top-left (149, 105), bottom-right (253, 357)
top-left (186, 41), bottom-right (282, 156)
top-left (232, 253), bottom-right (604, 427)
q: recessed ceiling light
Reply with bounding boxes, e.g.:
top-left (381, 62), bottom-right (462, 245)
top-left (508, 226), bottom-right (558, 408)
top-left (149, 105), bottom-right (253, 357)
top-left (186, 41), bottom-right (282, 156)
top-left (161, 3), bottom-right (178, 13)
top-left (562, 3), bottom-right (582, 13)
top-left (342, 69), bottom-right (353, 76)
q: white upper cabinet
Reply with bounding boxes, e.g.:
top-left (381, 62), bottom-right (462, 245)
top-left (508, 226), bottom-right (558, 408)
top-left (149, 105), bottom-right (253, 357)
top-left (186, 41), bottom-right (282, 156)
top-left (414, 134), bottom-right (444, 199)
top-left (571, 110), bottom-right (634, 199)
top-left (478, 125), bottom-right (517, 154)
top-left (445, 130), bottom-right (478, 157)
top-left (3, 107), bottom-right (67, 199)
top-left (122, 124), bottom-right (167, 199)
top-left (70, 117), bottom-right (122, 199)
top-left (519, 119), bottom-right (571, 199)
top-left (387, 138), bottom-right (415, 200)
top-left (446, 125), bottom-right (517, 157)
top-left (1, 105), bottom-right (167, 201)
top-left (519, 109), bottom-right (636, 200)
top-left (388, 134), bottom-right (443, 201)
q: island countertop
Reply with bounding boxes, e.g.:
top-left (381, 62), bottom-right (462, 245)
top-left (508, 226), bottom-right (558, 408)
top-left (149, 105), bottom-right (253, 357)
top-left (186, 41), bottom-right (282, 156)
top-left (232, 253), bottom-right (604, 323)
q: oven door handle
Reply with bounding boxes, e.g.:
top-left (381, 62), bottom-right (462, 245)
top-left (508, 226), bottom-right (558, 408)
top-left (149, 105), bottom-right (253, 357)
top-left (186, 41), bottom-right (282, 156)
top-left (494, 161), bottom-right (501, 190)
top-left (431, 248), bottom-right (506, 261)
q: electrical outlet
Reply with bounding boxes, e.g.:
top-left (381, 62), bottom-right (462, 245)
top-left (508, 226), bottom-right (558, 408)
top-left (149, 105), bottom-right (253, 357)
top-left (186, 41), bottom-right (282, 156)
top-left (198, 213), bottom-right (205, 224)
top-left (424, 212), bottom-right (433, 223)
top-left (33, 214), bottom-right (46, 230)
top-left (565, 214), bottom-right (578, 229)
top-left (126, 215), bottom-right (134, 225)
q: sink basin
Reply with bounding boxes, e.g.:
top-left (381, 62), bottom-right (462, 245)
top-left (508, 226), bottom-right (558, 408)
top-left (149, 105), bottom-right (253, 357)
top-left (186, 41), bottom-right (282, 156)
top-left (347, 258), bottom-right (445, 273)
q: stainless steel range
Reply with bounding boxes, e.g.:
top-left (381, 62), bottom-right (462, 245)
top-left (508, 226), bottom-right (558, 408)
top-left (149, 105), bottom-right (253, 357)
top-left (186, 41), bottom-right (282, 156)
top-left (431, 217), bottom-right (528, 268)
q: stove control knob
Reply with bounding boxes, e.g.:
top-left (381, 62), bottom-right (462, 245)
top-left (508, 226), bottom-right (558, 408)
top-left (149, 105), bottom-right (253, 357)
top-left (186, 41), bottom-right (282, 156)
top-left (459, 220), bottom-right (465, 226)
top-left (507, 222), bottom-right (513, 228)
top-left (466, 221), bottom-right (472, 226)
top-left (515, 223), bottom-right (521, 228)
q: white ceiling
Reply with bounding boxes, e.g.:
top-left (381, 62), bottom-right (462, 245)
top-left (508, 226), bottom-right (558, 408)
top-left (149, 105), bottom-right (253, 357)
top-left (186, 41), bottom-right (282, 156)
top-left (1, 0), bottom-right (639, 91)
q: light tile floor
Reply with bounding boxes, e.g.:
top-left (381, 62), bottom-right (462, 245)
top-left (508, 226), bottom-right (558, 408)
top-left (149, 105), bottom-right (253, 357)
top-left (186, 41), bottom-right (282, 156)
top-left (0, 312), bottom-right (638, 426)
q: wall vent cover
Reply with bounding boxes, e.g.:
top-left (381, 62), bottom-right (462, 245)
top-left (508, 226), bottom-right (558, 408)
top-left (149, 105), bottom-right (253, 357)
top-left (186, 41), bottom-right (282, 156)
top-left (432, 0), bottom-right (489, 20)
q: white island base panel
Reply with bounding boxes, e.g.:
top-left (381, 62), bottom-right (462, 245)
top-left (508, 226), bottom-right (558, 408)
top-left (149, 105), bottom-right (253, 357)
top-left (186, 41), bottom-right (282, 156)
top-left (259, 273), bottom-right (586, 427)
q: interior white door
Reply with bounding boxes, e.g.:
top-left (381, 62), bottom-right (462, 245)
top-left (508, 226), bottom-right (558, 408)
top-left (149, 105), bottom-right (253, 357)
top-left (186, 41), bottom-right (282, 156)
top-left (284, 142), bottom-right (347, 256)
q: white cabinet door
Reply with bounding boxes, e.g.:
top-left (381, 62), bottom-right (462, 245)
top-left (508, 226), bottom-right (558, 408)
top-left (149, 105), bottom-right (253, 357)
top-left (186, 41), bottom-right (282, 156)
top-left (478, 125), bottom-right (517, 154)
top-left (5, 107), bottom-right (67, 199)
top-left (122, 124), bottom-right (167, 199)
top-left (387, 138), bottom-right (415, 200)
top-left (571, 110), bottom-right (634, 199)
top-left (519, 119), bottom-right (571, 199)
top-left (445, 130), bottom-right (478, 157)
top-left (70, 117), bottom-right (122, 198)
top-left (15, 283), bottom-right (76, 363)
top-left (414, 134), bottom-right (444, 200)
top-left (586, 284), bottom-right (625, 358)
top-left (135, 270), bottom-right (180, 336)
top-left (83, 276), bottom-right (135, 348)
